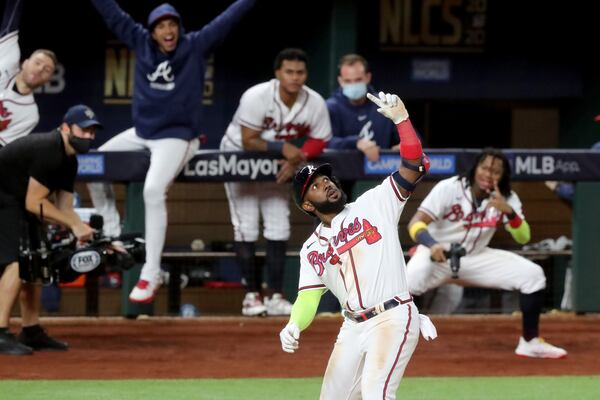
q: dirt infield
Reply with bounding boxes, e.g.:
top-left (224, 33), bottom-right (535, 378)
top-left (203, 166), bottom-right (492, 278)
top-left (1, 314), bottom-right (598, 379)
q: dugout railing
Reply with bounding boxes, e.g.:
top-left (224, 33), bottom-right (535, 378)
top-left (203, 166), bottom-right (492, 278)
top-left (75, 149), bottom-right (599, 315)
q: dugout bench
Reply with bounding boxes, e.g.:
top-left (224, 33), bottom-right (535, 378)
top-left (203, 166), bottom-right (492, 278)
top-left (81, 248), bottom-right (572, 316)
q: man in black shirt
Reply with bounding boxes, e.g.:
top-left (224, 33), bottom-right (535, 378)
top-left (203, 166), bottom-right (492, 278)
top-left (0, 104), bottom-right (100, 355)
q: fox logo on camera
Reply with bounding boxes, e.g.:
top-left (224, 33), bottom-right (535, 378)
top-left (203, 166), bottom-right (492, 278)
top-left (69, 249), bottom-right (102, 273)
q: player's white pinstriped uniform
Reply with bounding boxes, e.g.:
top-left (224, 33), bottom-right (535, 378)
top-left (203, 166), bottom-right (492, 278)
top-left (298, 177), bottom-right (419, 399)
top-left (407, 176), bottom-right (546, 296)
top-left (0, 31), bottom-right (39, 146)
top-left (220, 79), bottom-right (332, 242)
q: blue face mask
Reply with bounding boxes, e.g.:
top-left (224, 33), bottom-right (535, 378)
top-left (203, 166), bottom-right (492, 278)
top-left (342, 82), bottom-right (368, 101)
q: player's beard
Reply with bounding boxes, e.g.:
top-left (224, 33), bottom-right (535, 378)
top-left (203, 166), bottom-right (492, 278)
top-left (312, 191), bottom-right (347, 215)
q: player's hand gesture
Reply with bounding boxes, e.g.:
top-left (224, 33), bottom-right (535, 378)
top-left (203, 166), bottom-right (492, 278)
top-left (487, 182), bottom-right (512, 214)
top-left (367, 91), bottom-right (409, 124)
top-left (279, 321), bottom-right (300, 353)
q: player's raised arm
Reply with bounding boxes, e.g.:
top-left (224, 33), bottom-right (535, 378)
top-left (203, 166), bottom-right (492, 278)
top-left (190, 0), bottom-right (256, 52)
top-left (367, 92), bottom-right (428, 198)
top-left (90, 0), bottom-right (146, 49)
top-left (1, 0), bottom-right (24, 37)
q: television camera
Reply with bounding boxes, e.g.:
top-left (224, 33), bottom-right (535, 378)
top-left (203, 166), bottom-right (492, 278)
top-left (19, 214), bottom-right (145, 285)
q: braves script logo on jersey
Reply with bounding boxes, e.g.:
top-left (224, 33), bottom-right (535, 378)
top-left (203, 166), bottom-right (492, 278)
top-left (307, 218), bottom-right (382, 276)
top-left (147, 61), bottom-right (175, 91)
top-left (262, 117), bottom-right (311, 140)
top-left (444, 204), bottom-right (500, 228)
top-left (0, 101), bottom-right (12, 131)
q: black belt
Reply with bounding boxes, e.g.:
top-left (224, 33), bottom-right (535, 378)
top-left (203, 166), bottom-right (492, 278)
top-left (344, 296), bottom-right (412, 323)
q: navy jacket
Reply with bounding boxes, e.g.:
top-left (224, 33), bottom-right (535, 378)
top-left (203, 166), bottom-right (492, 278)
top-left (326, 86), bottom-right (399, 150)
top-left (91, 0), bottom-right (255, 141)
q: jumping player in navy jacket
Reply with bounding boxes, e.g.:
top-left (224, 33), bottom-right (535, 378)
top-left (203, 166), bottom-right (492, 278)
top-left (87, 0), bottom-right (256, 303)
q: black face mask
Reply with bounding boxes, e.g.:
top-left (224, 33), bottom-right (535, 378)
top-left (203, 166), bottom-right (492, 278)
top-left (68, 133), bottom-right (91, 154)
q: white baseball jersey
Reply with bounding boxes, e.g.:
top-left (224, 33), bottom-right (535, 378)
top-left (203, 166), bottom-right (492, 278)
top-left (419, 176), bottom-right (525, 254)
top-left (298, 175), bottom-right (422, 399)
top-left (0, 31), bottom-right (39, 146)
top-left (220, 78), bottom-right (332, 150)
top-left (406, 175), bottom-right (545, 297)
top-left (298, 176), bottom-right (412, 311)
top-left (220, 78), bottom-right (332, 243)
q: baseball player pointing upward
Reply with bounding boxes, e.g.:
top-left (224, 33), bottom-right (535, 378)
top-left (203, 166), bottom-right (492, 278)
top-left (279, 92), bottom-right (437, 399)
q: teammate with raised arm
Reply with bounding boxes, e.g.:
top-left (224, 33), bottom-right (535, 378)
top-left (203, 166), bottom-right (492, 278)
top-left (87, 0), bottom-right (255, 303)
top-left (406, 148), bottom-right (567, 359)
top-left (279, 92), bottom-right (437, 399)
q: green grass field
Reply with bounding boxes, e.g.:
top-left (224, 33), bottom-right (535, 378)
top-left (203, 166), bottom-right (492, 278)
top-left (2, 376), bottom-right (599, 400)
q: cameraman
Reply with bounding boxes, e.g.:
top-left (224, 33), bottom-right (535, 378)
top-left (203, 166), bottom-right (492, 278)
top-left (0, 105), bottom-right (100, 355)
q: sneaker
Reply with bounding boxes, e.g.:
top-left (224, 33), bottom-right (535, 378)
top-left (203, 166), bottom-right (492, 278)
top-left (265, 293), bottom-right (293, 316)
top-left (129, 279), bottom-right (160, 303)
top-left (515, 337), bottom-right (567, 359)
top-left (0, 331), bottom-right (33, 356)
top-left (18, 325), bottom-right (68, 351)
top-left (242, 292), bottom-right (267, 316)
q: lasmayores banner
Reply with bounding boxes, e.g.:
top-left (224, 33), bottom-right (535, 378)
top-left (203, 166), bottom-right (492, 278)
top-left (76, 150), bottom-right (600, 182)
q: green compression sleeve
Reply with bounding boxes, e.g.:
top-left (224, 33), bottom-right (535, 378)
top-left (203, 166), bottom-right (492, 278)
top-left (505, 219), bottom-right (531, 245)
top-left (289, 289), bottom-right (326, 331)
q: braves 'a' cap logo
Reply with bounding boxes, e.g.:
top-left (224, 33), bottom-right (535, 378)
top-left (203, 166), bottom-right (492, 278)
top-left (306, 165), bottom-right (317, 175)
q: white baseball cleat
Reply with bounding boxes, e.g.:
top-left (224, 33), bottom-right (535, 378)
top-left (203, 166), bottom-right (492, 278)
top-left (129, 279), bottom-right (161, 303)
top-left (515, 337), bottom-right (567, 359)
top-left (242, 292), bottom-right (267, 316)
top-left (265, 293), bottom-right (293, 316)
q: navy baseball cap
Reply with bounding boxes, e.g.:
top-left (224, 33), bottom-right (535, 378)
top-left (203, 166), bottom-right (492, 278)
top-left (292, 163), bottom-right (333, 211)
top-left (147, 3), bottom-right (181, 29)
top-left (63, 104), bottom-right (103, 129)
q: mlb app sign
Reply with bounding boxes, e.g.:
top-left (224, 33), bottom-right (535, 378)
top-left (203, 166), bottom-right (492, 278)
top-left (364, 154), bottom-right (456, 175)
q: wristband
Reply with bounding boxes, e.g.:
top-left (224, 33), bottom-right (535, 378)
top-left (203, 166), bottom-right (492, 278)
top-left (415, 229), bottom-right (438, 248)
top-left (508, 212), bottom-right (523, 228)
top-left (408, 221), bottom-right (428, 242)
top-left (392, 171), bottom-right (416, 193)
top-left (267, 141), bottom-right (284, 155)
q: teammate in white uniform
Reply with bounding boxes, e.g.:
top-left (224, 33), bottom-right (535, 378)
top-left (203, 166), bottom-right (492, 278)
top-left (220, 48), bottom-right (331, 316)
top-left (279, 92), bottom-right (437, 400)
top-left (0, 0), bottom-right (56, 147)
top-left (406, 147), bottom-right (567, 359)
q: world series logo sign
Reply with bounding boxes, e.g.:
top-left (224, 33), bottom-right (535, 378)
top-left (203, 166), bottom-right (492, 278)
top-left (364, 154), bottom-right (456, 175)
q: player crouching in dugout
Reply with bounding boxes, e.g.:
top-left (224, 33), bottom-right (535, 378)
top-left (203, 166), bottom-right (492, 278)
top-left (406, 147), bottom-right (567, 359)
top-left (0, 105), bottom-right (100, 355)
